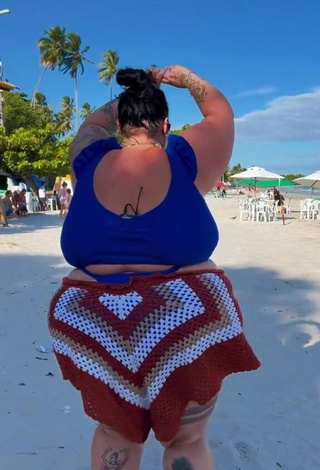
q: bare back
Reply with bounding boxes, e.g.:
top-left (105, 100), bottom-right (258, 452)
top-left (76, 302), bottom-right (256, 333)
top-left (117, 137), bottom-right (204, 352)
top-left (93, 146), bottom-right (171, 217)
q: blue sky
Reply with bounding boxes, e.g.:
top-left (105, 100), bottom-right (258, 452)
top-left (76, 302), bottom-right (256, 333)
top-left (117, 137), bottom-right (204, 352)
top-left (1, 0), bottom-right (320, 174)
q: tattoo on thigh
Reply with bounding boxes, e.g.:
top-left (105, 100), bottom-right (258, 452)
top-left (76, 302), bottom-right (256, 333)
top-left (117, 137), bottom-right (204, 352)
top-left (184, 397), bottom-right (217, 417)
top-left (182, 397), bottom-right (218, 425)
top-left (171, 457), bottom-right (194, 470)
top-left (101, 448), bottom-right (129, 470)
top-left (182, 404), bottom-right (215, 425)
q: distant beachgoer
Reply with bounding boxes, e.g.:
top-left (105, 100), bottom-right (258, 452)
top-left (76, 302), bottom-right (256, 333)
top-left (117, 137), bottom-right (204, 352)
top-left (0, 198), bottom-right (8, 227)
top-left (51, 190), bottom-right (59, 211)
top-left (1, 190), bottom-right (13, 216)
top-left (221, 188), bottom-right (226, 198)
top-left (18, 189), bottom-right (27, 216)
top-left (66, 188), bottom-right (72, 211)
top-left (274, 188), bottom-right (285, 206)
top-left (12, 191), bottom-right (19, 213)
top-left (48, 65), bottom-right (260, 470)
top-left (39, 183), bottom-right (47, 210)
top-left (58, 182), bottom-right (68, 218)
top-left (12, 190), bottom-right (26, 216)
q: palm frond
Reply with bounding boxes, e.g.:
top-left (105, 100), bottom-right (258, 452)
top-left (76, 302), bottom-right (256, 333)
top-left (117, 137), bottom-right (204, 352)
top-left (98, 50), bottom-right (119, 86)
top-left (38, 26), bottom-right (67, 70)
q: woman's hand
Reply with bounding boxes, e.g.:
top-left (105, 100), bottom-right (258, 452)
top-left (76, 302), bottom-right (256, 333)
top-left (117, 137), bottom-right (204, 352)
top-left (147, 66), bottom-right (169, 88)
top-left (161, 65), bottom-right (193, 88)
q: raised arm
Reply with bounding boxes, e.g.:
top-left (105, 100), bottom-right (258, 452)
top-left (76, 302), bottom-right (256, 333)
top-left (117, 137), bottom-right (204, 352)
top-left (69, 99), bottom-right (119, 163)
top-left (162, 66), bottom-right (234, 194)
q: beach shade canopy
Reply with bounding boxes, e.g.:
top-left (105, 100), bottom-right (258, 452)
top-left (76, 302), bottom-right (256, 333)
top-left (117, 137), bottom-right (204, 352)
top-left (229, 166), bottom-right (284, 182)
top-left (235, 179), bottom-right (296, 188)
top-left (214, 182), bottom-right (229, 188)
top-left (293, 171), bottom-right (320, 190)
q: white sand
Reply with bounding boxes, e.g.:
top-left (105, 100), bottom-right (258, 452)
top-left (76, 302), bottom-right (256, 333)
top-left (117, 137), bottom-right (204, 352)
top-left (0, 198), bottom-right (319, 470)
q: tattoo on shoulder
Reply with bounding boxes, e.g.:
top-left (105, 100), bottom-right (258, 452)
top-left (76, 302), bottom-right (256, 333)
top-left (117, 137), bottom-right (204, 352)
top-left (102, 99), bottom-right (118, 134)
top-left (171, 457), bottom-right (194, 470)
top-left (101, 447), bottom-right (129, 470)
top-left (69, 125), bottom-right (110, 160)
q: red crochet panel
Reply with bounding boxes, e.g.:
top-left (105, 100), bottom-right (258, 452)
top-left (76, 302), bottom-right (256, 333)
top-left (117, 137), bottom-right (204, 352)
top-left (48, 270), bottom-right (260, 443)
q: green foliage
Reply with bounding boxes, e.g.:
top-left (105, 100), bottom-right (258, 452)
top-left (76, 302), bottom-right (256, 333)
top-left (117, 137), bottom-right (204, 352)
top-left (31, 26), bottom-right (68, 105)
top-left (98, 50), bottom-right (120, 100)
top-left (34, 91), bottom-right (48, 107)
top-left (170, 124), bottom-right (192, 135)
top-left (224, 164), bottom-right (247, 181)
top-left (56, 96), bottom-right (75, 136)
top-left (80, 102), bottom-right (94, 121)
top-left (283, 173), bottom-right (304, 181)
top-left (60, 32), bottom-right (93, 130)
top-left (38, 26), bottom-right (67, 70)
top-left (0, 125), bottom-right (71, 178)
top-left (4, 92), bottom-right (53, 135)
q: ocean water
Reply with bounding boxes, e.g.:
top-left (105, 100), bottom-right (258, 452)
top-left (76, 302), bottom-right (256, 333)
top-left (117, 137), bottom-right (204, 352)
top-left (281, 187), bottom-right (320, 199)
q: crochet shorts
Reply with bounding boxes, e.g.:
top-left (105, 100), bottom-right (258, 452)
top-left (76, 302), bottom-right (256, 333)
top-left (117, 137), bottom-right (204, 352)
top-left (48, 269), bottom-right (260, 443)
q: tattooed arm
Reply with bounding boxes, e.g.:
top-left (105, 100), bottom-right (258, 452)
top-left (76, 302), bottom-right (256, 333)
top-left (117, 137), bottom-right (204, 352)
top-left (69, 99), bottom-right (118, 163)
top-left (162, 65), bottom-right (234, 194)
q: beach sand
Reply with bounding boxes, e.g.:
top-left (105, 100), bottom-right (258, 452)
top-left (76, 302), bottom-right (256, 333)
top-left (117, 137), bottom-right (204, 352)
top-left (0, 197), bottom-right (319, 470)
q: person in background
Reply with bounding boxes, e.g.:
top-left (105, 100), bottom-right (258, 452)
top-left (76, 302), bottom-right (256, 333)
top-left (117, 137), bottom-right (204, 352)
top-left (1, 190), bottom-right (13, 216)
top-left (58, 181), bottom-right (68, 218)
top-left (51, 190), bottom-right (59, 211)
top-left (18, 188), bottom-right (27, 216)
top-left (39, 183), bottom-right (47, 210)
top-left (12, 190), bottom-right (20, 216)
top-left (274, 188), bottom-right (285, 206)
top-left (66, 188), bottom-right (72, 212)
top-left (0, 198), bottom-right (8, 227)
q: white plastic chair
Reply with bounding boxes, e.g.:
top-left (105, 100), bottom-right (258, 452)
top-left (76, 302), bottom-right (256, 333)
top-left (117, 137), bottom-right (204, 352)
top-left (283, 198), bottom-right (292, 214)
top-left (299, 200), bottom-right (309, 219)
top-left (239, 201), bottom-right (250, 221)
top-left (256, 201), bottom-right (269, 222)
top-left (46, 198), bottom-right (53, 211)
top-left (310, 201), bottom-right (320, 220)
top-left (268, 203), bottom-right (278, 222)
top-left (27, 197), bottom-right (41, 213)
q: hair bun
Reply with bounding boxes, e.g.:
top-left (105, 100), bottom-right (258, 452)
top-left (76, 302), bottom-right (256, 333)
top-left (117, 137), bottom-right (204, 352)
top-left (116, 68), bottom-right (154, 93)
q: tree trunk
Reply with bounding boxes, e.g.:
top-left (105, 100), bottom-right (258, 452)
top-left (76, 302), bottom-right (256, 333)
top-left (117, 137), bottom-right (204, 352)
top-left (31, 67), bottom-right (48, 107)
top-left (23, 175), bottom-right (39, 199)
top-left (75, 75), bottom-right (79, 131)
top-left (110, 78), bottom-right (113, 101)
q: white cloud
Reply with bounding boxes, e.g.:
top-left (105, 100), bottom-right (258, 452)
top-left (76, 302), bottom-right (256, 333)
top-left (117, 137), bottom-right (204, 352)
top-left (235, 86), bottom-right (277, 98)
top-left (235, 89), bottom-right (320, 142)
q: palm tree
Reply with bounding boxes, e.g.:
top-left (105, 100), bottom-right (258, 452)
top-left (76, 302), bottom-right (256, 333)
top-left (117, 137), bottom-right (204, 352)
top-left (32, 26), bottom-right (67, 106)
top-left (61, 32), bottom-right (93, 131)
top-left (224, 163), bottom-right (247, 182)
top-left (56, 96), bottom-right (75, 136)
top-left (80, 102), bottom-right (94, 121)
top-left (34, 91), bottom-right (47, 107)
top-left (98, 50), bottom-right (120, 100)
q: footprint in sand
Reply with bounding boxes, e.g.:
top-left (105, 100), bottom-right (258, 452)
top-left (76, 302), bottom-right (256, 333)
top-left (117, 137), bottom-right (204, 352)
top-left (235, 441), bottom-right (252, 460)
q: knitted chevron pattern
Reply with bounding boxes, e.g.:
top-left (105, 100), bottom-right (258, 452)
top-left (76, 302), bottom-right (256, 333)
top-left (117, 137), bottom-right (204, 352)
top-left (48, 270), bottom-right (260, 442)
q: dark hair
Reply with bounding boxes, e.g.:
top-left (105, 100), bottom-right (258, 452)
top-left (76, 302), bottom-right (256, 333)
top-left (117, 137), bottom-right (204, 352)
top-left (66, 188), bottom-right (71, 194)
top-left (5, 190), bottom-right (12, 197)
top-left (116, 68), bottom-right (169, 137)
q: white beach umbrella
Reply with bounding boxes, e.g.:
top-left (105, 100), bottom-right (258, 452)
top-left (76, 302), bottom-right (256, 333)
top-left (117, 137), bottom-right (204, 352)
top-left (229, 166), bottom-right (284, 182)
top-left (293, 171), bottom-right (320, 190)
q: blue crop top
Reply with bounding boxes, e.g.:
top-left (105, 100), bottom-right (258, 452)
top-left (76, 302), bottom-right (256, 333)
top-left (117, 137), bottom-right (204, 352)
top-left (61, 134), bottom-right (219, 268)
